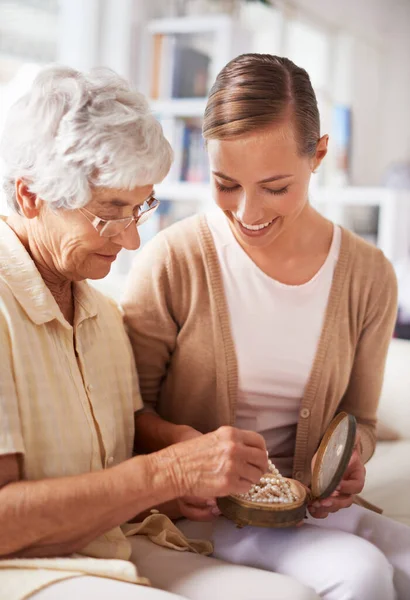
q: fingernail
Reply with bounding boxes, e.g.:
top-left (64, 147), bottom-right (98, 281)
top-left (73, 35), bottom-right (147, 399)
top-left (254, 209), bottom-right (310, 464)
top-left (211, 507), bottom-right (221, 517)
top-left (322, 500), bottom-right (333, 507)
top-left (313, 501), bottom-right (321, 508)
top-left (206, 500), bottom-right (217, 507)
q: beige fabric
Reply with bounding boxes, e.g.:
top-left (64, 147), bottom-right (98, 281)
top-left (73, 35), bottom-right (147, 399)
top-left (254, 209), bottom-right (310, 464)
top-left (123, 513), bottom-right (213, 556)
top-left (0, 512), bottom-right (213, 600)
top-left (0, 556), bottom-right (147, 600)
top-left (0, 219), bottom-right (209, 598)
top-left (122, 214), bottom-right (398, 485)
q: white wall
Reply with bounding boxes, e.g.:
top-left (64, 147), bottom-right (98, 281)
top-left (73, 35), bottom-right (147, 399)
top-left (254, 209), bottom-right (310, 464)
top-left (378, 1), bottom-right (410, 177)
top-left (285, 0), bottom-right (410, 185)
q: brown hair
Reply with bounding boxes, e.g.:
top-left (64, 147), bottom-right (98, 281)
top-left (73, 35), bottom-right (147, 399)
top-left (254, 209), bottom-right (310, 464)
top-left (203, 54), bottom-right (320, 156)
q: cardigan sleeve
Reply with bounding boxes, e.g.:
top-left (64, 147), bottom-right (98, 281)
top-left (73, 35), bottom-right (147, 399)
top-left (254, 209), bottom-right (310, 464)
top-left (121, 232), bottom-right (179, 413)
top-left (338, 256), bottom-right (398, 463)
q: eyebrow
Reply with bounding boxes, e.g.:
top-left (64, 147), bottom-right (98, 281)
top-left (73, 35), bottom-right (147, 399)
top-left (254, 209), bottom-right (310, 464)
top-left (100, 190), bottom-right (154, 208)
top-left (213, 171), bottom-right (294, 184)
top-left (101, 198), bottom-right (129, 207)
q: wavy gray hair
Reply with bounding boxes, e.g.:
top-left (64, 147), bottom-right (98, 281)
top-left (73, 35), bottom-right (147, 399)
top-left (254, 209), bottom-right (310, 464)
top-left (0, 65), bottom-right (173, 213)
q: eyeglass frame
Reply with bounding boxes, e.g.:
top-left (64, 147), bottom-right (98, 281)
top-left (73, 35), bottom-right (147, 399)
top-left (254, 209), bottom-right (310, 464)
top-left (78, 195), bottom-right (160, 238)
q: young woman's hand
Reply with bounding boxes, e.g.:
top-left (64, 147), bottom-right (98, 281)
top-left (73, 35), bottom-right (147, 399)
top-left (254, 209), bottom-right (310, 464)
top-left (176, 496), bottom-right (221, 521)
top-left (308, 434), bottom-right (366, 519)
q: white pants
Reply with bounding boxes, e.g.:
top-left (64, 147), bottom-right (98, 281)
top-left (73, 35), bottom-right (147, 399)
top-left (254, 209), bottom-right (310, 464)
top-left (178, 504), bottom-right (410, 600)
top-left (32, 541), bottom-right (319, 600)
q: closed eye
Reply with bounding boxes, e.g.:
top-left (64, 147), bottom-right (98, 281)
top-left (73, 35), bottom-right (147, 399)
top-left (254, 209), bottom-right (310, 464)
top-left (215, 181), bottom-right (290, 196)
top-left (215, 181), bottom-right (240, 193)
top-left (265, 186), bottom-right (289, 196)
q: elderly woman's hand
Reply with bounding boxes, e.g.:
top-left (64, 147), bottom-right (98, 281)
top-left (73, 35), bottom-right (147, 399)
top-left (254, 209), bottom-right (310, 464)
top-left (170, 429), bottom-right (222, 521)
top-left (308, 434), bottom-right (366, 519)
top-left (160, 426), bottom-right (269, 501)
top-left (175, 430), bottom-right (223, 521)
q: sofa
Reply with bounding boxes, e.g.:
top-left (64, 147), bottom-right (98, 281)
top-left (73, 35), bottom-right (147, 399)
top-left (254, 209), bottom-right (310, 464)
top-left (362, 338), bottom-right (410, 526)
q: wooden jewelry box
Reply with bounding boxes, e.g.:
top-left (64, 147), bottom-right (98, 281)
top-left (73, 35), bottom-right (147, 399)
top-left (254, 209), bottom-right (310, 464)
top-left (217, 412), bottom-right (357, 528)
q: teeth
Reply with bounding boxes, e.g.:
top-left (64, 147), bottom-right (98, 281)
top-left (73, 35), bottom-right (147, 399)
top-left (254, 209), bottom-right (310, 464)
top-left (238, 219), bottom-right (274, 231)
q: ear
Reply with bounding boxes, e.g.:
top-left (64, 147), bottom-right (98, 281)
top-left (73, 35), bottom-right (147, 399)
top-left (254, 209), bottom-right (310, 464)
top-left (312, 135), bottom-right (329, 173)
top-left (15, 179), bottom-right (41, 219)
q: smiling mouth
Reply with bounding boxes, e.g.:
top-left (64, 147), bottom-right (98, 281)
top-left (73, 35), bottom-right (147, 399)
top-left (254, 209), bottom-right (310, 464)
top-left (234, 216), bottom-right (278, 231)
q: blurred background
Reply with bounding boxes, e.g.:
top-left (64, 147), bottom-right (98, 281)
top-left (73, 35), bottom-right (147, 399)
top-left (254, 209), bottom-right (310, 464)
top-left (1, 0), bottom-right (410, 334)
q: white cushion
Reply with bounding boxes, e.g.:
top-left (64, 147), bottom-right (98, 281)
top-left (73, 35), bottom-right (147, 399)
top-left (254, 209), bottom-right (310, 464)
top-left (378, 339), bottom-right (410, 440)
top-left (363, 440), bottom-right (410, 526)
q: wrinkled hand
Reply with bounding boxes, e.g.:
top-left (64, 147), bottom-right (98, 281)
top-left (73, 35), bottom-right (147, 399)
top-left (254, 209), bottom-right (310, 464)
top-left (172, 429), bottom-right (221, 520)
top-left (165, 426), bottom-right (269, 500)
top-left (308, 434), bottom-right (365, 519)
top-left (176, 496), bottom-right (221, 521)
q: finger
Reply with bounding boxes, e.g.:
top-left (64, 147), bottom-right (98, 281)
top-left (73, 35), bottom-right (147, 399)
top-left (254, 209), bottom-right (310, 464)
top-left (308, 506), bottom-right (329, 519)
top-left (328, 496), bottom-right (354, 511)
top-left (240, 429), bottom-right (268, 452)
top-left (238, 462), bottom-right (266, 486)
top-left (235, 478), bottom-right (258, 495)
top-left (321, 493), bottom-right (352, 505)
top-left (315, 495), bottom-right (354, 513)
top-left (239, 446), bottom-right (269, 473)
top-left (183, 496), bottom-right (216, 508)
top-left (181, 505), bottom-right (219, 522)
top-left (337, 477), bottom-right (364, 495)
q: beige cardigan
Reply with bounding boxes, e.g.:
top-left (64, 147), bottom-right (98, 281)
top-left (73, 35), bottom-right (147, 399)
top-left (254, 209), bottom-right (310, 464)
top-left (122, 214), bottom-right (398, 485)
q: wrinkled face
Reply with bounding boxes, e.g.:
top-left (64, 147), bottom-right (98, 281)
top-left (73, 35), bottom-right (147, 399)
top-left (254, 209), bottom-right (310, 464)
top-left (35, 185), bottom-right (154, 281)
top-left (207, 122), bottom-right (327, 250)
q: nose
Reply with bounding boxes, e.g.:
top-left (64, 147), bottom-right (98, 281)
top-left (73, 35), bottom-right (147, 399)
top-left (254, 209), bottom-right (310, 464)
top-left (113, 222), bottom-right (141, 251)
top-left (235, 190), bottom-right (265, 225)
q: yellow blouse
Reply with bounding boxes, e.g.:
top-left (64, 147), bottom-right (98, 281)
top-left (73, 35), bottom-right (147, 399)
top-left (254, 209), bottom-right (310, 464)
top-left (0, 218), bottom-right (143, 597)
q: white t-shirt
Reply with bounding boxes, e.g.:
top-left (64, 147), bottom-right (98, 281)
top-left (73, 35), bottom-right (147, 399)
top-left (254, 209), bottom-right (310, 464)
top-left (207, 210), bottom-right (341, 476)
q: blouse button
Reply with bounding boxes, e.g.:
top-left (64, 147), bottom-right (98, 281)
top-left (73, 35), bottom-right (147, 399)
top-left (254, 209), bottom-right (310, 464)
top-left (295, 471), bottom-right (303, 480)
top-left (300, 408), bottom-right (310, 418)
top-left (87, 384), bottom-right (94, 392)
top-left (107, 456), bottom-right (114, 466)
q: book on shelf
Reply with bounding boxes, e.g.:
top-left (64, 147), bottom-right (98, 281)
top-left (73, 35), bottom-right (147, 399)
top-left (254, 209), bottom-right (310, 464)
top-left (151, 34), bottom-right (177, 99)
top-left (180, 123), bottom-right (209, 183)
top-left (156, 115), bottom-right (209, 184)
top-left (150, 33), bottom-right (210, 99)
top-left (171, 44), bottom-right (210, 98)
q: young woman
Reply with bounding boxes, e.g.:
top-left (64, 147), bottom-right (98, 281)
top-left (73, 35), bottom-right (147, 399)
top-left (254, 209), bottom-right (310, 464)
top-left (122, 54), bottom-right (410, 600)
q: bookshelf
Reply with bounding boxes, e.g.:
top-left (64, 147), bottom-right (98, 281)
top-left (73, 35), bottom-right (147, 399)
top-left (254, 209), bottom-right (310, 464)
top-left (310, 188), bottom-right (410, 263)
top-left (141, 14), bottom-right (249, 220)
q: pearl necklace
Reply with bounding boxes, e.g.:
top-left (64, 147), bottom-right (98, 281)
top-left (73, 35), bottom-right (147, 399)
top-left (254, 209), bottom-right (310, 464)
top-left (236, 459), bottom-right (298, 505)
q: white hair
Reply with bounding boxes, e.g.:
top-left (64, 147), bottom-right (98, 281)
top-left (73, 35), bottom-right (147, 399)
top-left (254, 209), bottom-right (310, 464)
top-left (0, 65), bottom-right (173, 212)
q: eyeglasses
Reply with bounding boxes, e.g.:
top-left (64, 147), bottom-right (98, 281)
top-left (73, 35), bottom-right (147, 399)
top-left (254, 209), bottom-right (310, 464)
top-left (79, 196), bottom-right (160, 238)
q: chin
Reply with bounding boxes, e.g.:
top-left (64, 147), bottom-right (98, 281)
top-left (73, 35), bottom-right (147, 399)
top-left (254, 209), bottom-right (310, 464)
top-left (87, 267), bottom-right (112, 280)
top-left (79, 262), bottom-right (113, 281)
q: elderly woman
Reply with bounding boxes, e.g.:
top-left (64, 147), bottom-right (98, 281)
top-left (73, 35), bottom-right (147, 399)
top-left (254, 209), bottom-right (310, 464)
top-left (122, 54), bottom-right (410, 600)
top-left (0, 66), bottom-right (320, 600)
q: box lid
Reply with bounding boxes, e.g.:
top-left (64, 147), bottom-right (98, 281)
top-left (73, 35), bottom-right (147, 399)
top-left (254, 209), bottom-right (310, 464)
top-left (311, 412), bottom-right (357, 500)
